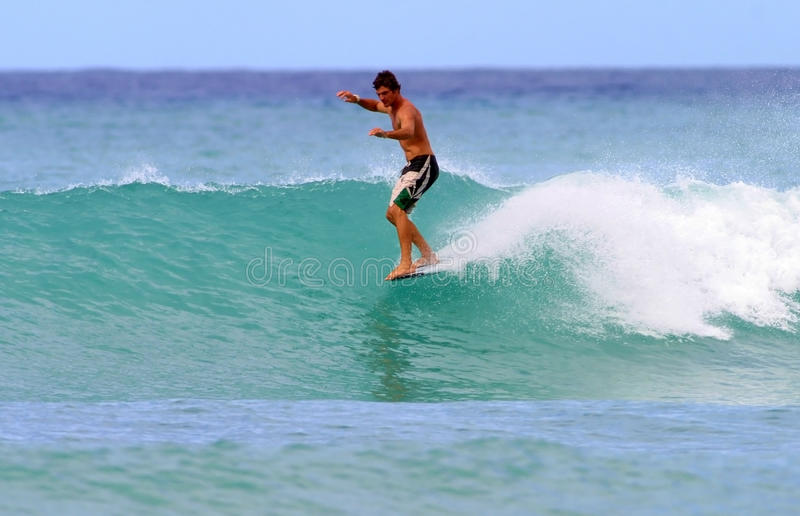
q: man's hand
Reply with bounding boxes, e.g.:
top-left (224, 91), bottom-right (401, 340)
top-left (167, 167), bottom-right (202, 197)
top-left (336, 90), bottom-right (359, 103)
top-left (369, 128), bottom-right (387, 138)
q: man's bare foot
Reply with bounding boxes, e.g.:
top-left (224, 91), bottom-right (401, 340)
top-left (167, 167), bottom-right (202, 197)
top-left (385, 263), bottom-right (415, 281)
top-left (412, 253), bottom-right (439, 269)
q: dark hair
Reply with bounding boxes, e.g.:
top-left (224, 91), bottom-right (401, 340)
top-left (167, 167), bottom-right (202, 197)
top-left (373, 70), bottom-right (400, 91)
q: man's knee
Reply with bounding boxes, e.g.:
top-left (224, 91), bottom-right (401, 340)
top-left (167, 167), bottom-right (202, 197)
top-left (386, 204), bottom-right (403, 224)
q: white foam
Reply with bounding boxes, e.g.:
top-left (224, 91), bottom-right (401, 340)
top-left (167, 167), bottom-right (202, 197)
top-left (114, 163), bottom-right (172, 187)
top-left (101, 164), bottom-right (233, 192)
top-left (20, 164), bottom-right (258, 195)
top-left (439, 172), bottom-right (800, 339)
top-left (12, 158), bottom-right (512, 195)
top-left (20, 164), bottom-right (171, 195)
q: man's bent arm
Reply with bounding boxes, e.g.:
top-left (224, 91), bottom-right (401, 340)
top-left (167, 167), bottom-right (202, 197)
top-left (381, 128), bottom-right (413, 140)
top-left (381, 112), bottom-right (415, 140)
top-left (357, 98), bottom-right (387, 113)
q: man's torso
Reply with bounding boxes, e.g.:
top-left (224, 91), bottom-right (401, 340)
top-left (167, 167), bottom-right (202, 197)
top-left (389, 100), bottom-right (434, 160)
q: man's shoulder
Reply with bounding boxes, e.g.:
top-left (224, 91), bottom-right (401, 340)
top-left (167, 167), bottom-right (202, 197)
top-left (398, 99), bottom-right (420, 116)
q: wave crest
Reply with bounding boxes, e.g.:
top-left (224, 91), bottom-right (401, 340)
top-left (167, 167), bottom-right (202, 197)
top-left (438, 172), bottom-right (800, 339)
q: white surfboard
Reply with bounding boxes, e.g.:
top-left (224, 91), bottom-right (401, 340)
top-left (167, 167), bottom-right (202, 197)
top-left (388, 264), bottom-right (446, 281)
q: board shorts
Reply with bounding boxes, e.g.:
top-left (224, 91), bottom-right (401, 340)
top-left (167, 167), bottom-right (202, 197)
top-left (389, 154), bottom-right (439, 214)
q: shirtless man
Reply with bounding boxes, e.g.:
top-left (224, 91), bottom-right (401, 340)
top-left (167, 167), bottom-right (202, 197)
top-left (337, 70), bottom-right (440, 280)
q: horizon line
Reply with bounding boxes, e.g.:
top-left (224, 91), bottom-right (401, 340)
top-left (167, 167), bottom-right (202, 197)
top-left (2, 64), bottom-right (799, 74)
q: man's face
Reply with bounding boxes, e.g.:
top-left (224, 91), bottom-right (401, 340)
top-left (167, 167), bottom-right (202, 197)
top-left (375, 86), bottom-right (398, 106)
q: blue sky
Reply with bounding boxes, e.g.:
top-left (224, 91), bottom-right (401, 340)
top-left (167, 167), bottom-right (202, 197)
top-left (2, 0), bottom-right (798, 69)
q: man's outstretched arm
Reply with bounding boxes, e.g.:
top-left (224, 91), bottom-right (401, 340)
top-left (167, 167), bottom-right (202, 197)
top-left (336, 90), bottom-right (387, 112)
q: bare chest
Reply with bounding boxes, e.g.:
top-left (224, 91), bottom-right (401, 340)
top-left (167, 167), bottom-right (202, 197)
top-left (389, 111), bottom-right (400, 130)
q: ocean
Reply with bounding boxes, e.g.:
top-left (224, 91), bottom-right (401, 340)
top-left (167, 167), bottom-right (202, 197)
top-left (1, 69), bottom-right (799, 514)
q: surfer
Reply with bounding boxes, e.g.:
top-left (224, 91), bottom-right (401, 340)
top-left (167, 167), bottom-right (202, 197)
top-left (337, 71), bottom-right (440, 280)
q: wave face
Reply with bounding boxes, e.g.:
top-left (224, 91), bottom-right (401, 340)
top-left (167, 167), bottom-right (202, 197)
top-left (2, 172), bottom-right (798, 404)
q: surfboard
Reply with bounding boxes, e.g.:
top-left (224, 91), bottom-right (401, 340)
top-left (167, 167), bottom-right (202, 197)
top-left (388, 264), bottom-right (443, 281)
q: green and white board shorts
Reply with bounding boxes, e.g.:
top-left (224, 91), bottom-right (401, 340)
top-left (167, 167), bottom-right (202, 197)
top-left (389, 154), bottom-right (439, 214)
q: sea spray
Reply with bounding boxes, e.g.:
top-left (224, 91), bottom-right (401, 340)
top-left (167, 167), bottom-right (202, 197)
top-left (438, 172), bottom-right (800, 338)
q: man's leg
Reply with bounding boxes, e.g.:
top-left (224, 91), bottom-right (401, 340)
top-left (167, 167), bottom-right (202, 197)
top-left (385, 204), bottom-right (414, 280)
top-left (385, 204), bottom-right (439, 279)
top-left (410, 223), bottom-right (438, 268)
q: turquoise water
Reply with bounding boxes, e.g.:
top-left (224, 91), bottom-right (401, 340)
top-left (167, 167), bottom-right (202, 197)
top-left (1, 70), bottom-right (800, 514)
